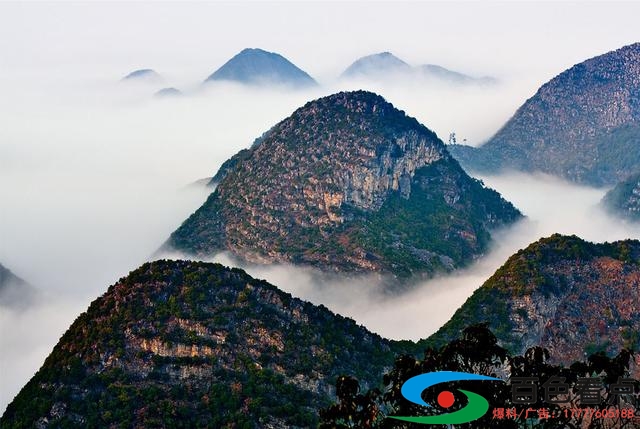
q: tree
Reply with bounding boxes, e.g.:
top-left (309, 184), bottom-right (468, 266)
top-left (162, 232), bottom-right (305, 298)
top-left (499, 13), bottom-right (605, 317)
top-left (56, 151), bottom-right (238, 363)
top-left (319, 376), bottom-right (382, 428)
top-left (320, 324), bottom-right (638, 429)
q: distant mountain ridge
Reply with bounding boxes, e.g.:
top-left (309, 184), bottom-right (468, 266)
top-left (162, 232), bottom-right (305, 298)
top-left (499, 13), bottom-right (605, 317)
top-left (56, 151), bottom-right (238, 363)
top-left (420, 63), bottom-right (497, 85)
top-left (166, 90), bottom-right (521, 279)
top-left (0, 260), bottom-right (420, 428)
top-left (341, 52), bottom-right (497, 85)
top-left (341, 52), bottom-right (412, 78)
top-left (449, 42), bottom-right (640, 185)
top-left (154, 87), bottom-right (182, 98)
top-left (0, 263), bottom-right (24, 288)
top-left (0, 262), bottom-right (35, 308)
top-left (119, 51), bottom-right (496, 92)
top-left (205, 48), bottom-right (317, 88)
top-left (121, 69), bottom-right (163, 82)
top-left (429, 234), bottom-right (640, 366)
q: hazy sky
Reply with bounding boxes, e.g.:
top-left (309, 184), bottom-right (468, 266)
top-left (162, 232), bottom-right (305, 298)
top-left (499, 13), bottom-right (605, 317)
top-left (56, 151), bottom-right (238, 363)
top-left (2, 1), bottom-right (640, 84)
top-left (2, 0), bottom-right (640, 415)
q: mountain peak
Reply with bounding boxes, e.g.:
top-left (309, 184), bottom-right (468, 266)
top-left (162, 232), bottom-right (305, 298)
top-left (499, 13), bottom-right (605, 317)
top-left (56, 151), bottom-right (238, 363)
top-left (121, 69), bottom-right (162, 82)
top-left (368, 51), bottom-right (404, 62)
top-left (238, 47), bottom-right (271, 55)
top-left (166, 91), bottom-right (521, 279)
top-left (153, 87), bottom-right (182, 98)
top-left (341, 52), bottom-right (411, 78)
top-left (204, 48), bottom-right (317, 88)
top-left (295, 90), bottom-right (405, 120)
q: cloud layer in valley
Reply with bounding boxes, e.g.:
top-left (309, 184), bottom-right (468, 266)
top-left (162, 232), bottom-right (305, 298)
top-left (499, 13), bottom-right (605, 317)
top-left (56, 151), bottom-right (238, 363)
top-left (3, 0), bottom-right (640, 414)
top-left (176, 173), bottom-right (638, 343)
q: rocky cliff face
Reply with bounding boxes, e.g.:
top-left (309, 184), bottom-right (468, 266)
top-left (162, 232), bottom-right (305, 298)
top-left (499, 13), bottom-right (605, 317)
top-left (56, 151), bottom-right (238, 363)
top-left (204, 48), bottom-right (317, 88)
top-left (0, 260), bottom-right (418, 428)
top-left (166, 91), bottom-right (521, 279)
top-left (450, 42), bottom-right (640, 185)
top-left (429, 234), bottom-right (640, 366)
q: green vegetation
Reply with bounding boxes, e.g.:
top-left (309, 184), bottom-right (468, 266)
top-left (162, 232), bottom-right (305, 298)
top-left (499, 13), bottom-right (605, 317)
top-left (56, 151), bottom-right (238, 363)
top-left (351, 160), bottom-right (520, 278)
top-left (3, 244), bottom-right (639, 428)
top-left (321, 324), bottom-right (638, 429)
top-left (0, 260), bottom-right (419, 428)
top-left (166, 90), bottom-right (521, 280)
top-left (602, 170), bottom-right (640, 220)
top-left (450, 43), bottom-right (640, 186)
top-left (427, 234), bottom-right (640, 360)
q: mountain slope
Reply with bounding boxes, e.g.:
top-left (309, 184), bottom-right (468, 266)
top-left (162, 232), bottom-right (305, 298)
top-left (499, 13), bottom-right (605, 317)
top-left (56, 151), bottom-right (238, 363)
top-left (166, 91), bottom-right (521, 279)
top-left (1, 260), bottom-right (417, 428)
top-left (204, 48), bottom-right (317, 88)
top-left (206, 128), bottom-right (272, 187)
top-left (0, 263), bottom-right (35, 308)
top-left (601, 172), bottom-right (640, 220)
top-left (449, 42), bottom-right (640, 185)
top-left (429, 234), bottom-right (640, 365)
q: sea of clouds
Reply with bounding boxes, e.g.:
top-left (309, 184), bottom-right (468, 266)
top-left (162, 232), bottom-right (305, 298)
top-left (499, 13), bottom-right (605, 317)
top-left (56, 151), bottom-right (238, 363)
top-left (2, 62), bottom-right (639, 413)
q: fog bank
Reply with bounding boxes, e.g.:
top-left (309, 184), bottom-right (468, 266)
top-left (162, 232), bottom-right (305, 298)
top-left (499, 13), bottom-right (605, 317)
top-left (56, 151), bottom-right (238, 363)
top-left (196, 173), bottom-right (640, 342)
top-left (3, 0), bottom-right (640, 410)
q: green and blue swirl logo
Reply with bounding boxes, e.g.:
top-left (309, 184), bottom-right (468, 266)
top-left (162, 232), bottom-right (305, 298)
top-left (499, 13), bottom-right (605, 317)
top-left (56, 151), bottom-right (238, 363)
top-left (389, 371), bottom-right (501, 425)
